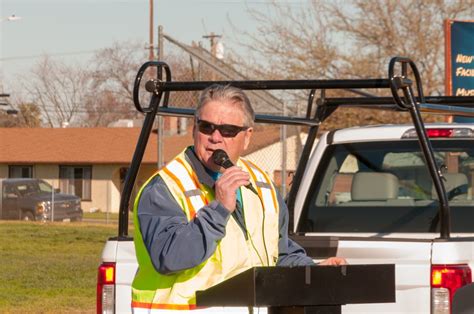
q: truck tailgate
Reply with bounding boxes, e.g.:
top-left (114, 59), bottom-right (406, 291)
top-left (297, 236), bottom-right (432, 313)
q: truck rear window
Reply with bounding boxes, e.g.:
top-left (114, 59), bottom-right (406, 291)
top-left (298, 140), bottom-right (474, 233)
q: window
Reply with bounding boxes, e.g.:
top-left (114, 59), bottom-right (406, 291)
top-left (298, 140), bottom-right (474, 233)
top-left (14, 180), bottom-right (52, 196)
top-left (59, 166), bottom-right (92, 200)
top-left (9, 165), bottom-right (33, 178)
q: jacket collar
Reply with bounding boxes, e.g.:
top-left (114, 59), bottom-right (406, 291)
top-left (184, 146), bottom-right (215, 188)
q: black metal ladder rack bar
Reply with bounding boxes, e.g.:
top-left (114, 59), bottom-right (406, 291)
top-left (118, 58), bottom-right (474, 238)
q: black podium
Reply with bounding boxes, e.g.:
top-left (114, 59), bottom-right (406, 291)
top-left (196, 264), bottom-right (395, 314)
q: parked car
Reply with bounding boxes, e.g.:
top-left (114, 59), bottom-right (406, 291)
top-left (0, 178), bottom-right (83, 222)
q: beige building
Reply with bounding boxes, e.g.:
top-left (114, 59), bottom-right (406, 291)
top-left (0, 127), bottom-right (195, 213)
top-left (0, 126), bottom-right (284, 213)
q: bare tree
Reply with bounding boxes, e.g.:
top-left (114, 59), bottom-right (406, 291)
top-left (0, 111), bottom-right (18, 127)
top-left (228, 0), bottom-right (472, 128)
top-left (229, 2), bottom-right (339, 80)
top-left (86, 41), bottom-right (201, 126)
top-left (90, 42), bottom-right (144, 104)
top-left (85, 41), bottom-right (158, 127)
top-left (22, 56), bottom-right (92, 127)
top-left (326, 0), bottom-right (472, 95)
top-left (83, 89), bottom-right (132, 127)
top-left (16, 103), bottom-right (42, 127)
top-left (0, 103), bottom-right (41, 127)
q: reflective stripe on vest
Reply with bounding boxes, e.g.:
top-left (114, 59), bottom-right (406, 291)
top-left (133, 306), bottom-right (267, 314)
top-left (162, 157), bottom-right (207, 219)
top-left (241, 159), bottom-right (278, 214)
top-left (132, 302), bottom-right (197, 311)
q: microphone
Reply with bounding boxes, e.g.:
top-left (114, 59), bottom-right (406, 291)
top-left (212, 149), bottom-right (259, 195)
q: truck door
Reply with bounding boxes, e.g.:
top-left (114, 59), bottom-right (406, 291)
top-left (2, 183), bottom-right (20, 219)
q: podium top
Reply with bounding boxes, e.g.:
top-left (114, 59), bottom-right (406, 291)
top-left (196, 264), bottom-right (395, 307)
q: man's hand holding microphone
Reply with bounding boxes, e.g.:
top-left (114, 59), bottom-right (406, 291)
top-left (212, 149), bottom-right (256, 213)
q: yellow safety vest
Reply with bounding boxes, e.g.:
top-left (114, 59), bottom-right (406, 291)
top-left (131, 149), bottom-right (280, 311)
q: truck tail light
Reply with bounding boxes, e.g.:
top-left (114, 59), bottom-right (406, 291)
top-left (97, 262), bottom-right (115, 314)
top-left (431, 264), bottom-right (472, 314)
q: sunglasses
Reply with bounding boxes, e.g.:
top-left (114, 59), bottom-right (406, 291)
top-left (196, 119), bottom-right (249, 138)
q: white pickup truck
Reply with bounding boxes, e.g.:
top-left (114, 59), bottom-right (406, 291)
top-left (97, 58), bottom-right (474, 313)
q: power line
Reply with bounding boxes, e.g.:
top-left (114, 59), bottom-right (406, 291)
top-left (0, 50), bottom-right (100, 62)
top-left (35, 107), bottom-right (138, 114)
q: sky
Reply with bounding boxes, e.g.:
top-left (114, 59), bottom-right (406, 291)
top-left (1, 0), bottom-right (307, 95)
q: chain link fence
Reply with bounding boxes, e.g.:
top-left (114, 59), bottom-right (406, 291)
top-left (245, 125), bottom-right (307, 196)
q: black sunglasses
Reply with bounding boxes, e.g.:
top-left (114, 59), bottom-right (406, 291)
top-left (196, 119), bottom-right (249, 138)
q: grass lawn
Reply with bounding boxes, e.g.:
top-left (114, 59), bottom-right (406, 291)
top-left (0, 221), bottom-right (117, 313)
top-left (83, 211), bottom-right (119, 221)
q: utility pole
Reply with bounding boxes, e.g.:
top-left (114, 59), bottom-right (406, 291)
top-left (202, 32), bottom-right (222, 58)
top-left (202, 32), bottom-right (222, 81)
top-left (149, 0), bottom-right (154, 61)
top-left (157, 25), bottom-right (164, 169)
top-left (158, 26), bottom-right (164, 63)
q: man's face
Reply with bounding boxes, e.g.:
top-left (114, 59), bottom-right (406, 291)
top-left (193, 100), bottom-right (253, 172)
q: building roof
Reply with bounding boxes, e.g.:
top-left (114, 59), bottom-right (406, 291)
top-left (0, 126), bottom-right (281, 165)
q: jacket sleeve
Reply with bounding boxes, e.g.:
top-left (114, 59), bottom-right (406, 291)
top-left (275, 189), bottom-right (315, 266)
top-left (137, 176), bottom-right (231, 274)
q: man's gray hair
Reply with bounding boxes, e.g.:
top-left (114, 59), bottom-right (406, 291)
top-left (195, 84), bottom-right (255, 127)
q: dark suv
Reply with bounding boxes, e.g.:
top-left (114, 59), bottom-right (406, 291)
top-left (0, 178), bottom-right (83, 221)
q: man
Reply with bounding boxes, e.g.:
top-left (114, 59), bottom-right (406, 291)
top-left (132, 85), bottom-right (346, 313)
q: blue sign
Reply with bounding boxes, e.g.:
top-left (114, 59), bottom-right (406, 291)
top-left (447, 21), bottom-right (474, 123)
